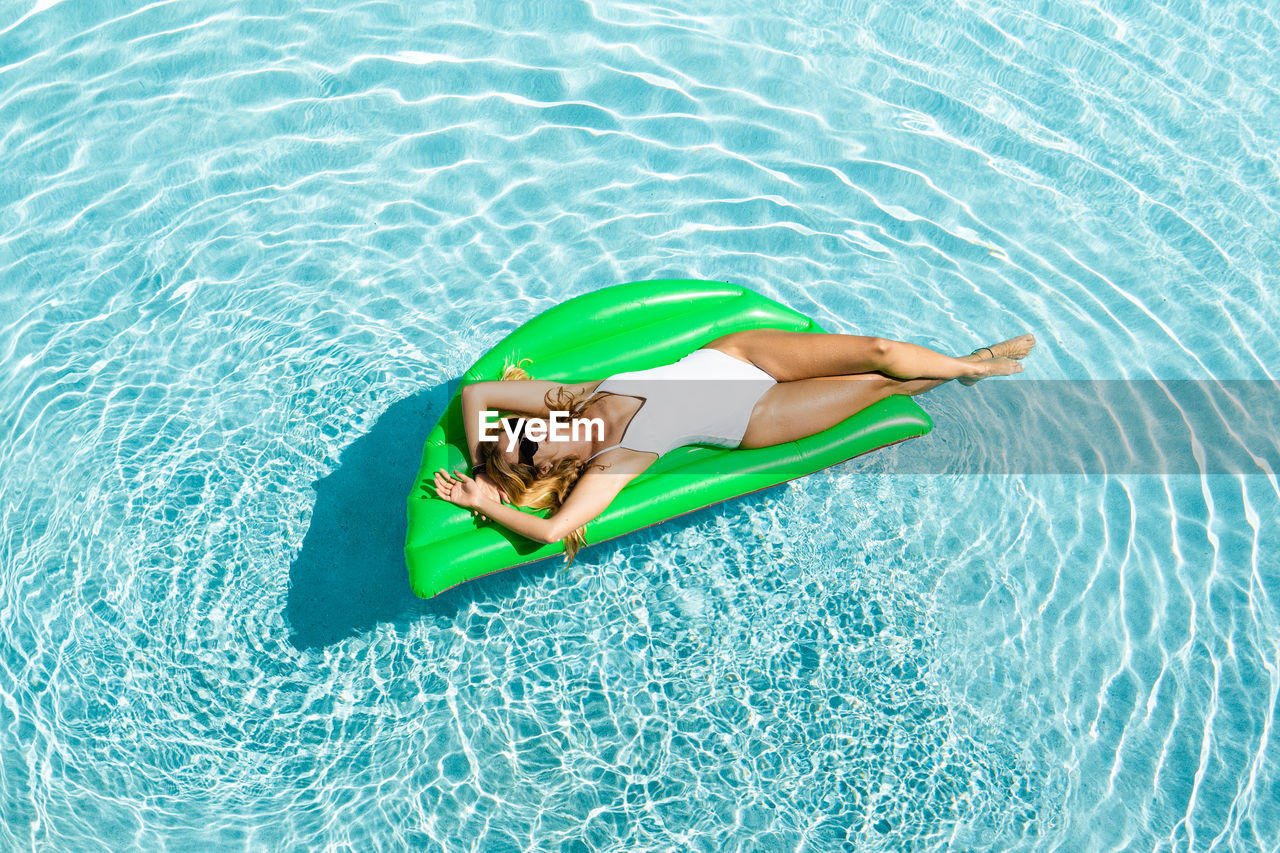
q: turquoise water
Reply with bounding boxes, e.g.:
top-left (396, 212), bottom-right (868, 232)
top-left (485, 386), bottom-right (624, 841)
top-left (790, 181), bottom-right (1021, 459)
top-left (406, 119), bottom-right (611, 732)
top-left (2, 0), bottom-right (1278, 849)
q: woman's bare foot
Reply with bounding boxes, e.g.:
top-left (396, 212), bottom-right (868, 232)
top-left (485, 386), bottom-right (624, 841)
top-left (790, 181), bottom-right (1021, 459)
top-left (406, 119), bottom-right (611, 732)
top-left (958, 333), bottom-right (1035, 385)
top-left (985, 333), bottom-right (1036, 360)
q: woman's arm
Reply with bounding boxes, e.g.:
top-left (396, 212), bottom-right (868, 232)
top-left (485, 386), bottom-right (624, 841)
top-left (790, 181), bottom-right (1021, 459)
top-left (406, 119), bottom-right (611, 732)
top-left (433, 458), bottom-right (644, 544)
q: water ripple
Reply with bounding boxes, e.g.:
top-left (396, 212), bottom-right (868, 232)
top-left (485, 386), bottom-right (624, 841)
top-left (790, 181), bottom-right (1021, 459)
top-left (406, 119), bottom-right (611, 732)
top-left (1, 0), bottom-right (1278, 849)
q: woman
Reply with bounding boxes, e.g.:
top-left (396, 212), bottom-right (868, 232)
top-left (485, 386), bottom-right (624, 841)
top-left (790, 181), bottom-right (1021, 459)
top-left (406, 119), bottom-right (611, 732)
top-left (432, 329), bottom-right (1035, 559)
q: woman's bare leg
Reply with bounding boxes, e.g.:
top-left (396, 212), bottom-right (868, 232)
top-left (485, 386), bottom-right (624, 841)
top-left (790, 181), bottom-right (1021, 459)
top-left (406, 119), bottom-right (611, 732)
top-left (737, 336), bottom-right (1035, 449)
top-left (704, 328), bottom-right (1031, 383)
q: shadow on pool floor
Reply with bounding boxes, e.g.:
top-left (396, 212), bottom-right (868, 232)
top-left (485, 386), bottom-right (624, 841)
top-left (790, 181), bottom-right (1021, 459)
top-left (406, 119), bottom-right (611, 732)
top-left (284, 381), bottom-right (559, 649)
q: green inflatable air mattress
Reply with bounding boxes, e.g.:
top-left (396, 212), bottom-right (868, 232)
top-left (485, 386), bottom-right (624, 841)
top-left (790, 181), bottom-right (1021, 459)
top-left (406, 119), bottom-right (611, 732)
top-left (405, 279), bottom-right (933, 598)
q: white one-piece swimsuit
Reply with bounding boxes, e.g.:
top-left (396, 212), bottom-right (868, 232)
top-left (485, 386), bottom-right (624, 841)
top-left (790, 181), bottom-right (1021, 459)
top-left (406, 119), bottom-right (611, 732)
top-left (583, 348), bottom-right (777, 462)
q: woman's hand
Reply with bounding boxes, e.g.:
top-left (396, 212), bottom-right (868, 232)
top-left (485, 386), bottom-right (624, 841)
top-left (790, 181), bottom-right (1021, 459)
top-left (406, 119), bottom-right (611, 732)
top-left (433, 468), bottom-right (505, 519)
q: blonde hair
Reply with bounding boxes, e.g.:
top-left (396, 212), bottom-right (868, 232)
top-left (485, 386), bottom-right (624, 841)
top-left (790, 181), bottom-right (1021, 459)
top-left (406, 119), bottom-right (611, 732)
top-left (476, 358), bottom-right (619, 563)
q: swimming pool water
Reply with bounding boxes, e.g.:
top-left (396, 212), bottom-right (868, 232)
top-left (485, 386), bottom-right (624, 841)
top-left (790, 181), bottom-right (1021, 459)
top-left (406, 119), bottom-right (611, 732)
top-left (2, 1), bottom-right (1278, 849)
